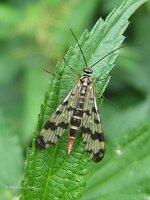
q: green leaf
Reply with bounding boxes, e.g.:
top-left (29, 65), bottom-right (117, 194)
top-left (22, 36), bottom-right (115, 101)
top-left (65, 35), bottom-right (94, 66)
top-left (20, 0), bottom-right (148, 199)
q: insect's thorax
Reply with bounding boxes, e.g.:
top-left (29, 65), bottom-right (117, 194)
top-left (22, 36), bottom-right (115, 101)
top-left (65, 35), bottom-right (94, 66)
top-left (80, 74), bottom-right (92, 86)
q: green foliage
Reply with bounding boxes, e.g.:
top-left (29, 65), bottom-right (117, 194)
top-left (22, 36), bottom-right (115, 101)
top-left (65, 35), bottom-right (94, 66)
top-left (19, 0), bottom-right (149, 200)
top-left (0, 112), bottom-right (23, 200)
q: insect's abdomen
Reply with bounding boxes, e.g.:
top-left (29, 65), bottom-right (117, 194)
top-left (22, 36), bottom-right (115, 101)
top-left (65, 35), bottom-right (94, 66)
top-left (67, 85), bottom-right (87, 154)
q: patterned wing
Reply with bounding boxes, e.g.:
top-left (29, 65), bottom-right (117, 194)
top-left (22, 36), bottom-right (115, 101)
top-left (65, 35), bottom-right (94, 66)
top-left (82, 85), bottom-right (104, 162)
top-left (37, 81), bottom-right (81, 149)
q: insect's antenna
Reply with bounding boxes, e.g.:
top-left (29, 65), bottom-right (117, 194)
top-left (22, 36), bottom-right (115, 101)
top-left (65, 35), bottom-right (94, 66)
top-left (70, 29), bottom-right (88, 67)
top-left (90, 44), bottom-right (142, 68)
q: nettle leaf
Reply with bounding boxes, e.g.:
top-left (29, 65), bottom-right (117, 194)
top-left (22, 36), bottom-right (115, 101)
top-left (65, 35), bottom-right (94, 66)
top-left (20, 0), bottom-right (148, 199)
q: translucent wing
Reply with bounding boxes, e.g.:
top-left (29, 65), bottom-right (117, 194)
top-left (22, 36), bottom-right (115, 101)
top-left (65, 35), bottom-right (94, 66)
top-left (37, 81), bottom-right (81, 149)
top-left (82, 85), bottom-right (105, 162)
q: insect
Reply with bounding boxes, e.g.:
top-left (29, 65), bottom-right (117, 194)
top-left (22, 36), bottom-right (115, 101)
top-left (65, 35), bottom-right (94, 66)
top-left (37, 30), bottom-right (127, 162)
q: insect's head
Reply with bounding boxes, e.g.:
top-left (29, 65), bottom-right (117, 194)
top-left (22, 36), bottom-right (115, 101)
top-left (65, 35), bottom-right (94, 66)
top-left (83, 67), bottom-right (93, 74)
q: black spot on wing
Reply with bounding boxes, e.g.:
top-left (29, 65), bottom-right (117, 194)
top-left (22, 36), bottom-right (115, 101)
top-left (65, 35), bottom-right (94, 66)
top-left (37, 135), bottom-right (46, 149)
top-left (86, 149), bottom-right (92, 154)
top-left (43, 121), bottom-right (56, 130)
top-left (91, 132), bottom-right (104, 141)
top-left (82, 127), bottom-right (92, 134)
top-left (86, 149), bottom-right (104, 162)
top-left (56, 134), bottom-right (61, 139)
top-left (62, 100), bottom-right (68, 105)
top-left (55, 110), bottom-right (62, 115)
top-left (43, 120), bottom-right (68, 131)
top-left (92, 107), bottom-right (100, 114)
top-left (37, 133), bottom-right (61, 150)
top-left (92, 150), bottom-right (105, 162)
top-left (59, 121), bottom-right (68, 129)
top-left (94, 119), bottom-right (100, 124)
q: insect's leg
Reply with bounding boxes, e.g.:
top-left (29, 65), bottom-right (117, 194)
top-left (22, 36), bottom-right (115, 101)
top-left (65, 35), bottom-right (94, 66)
top-left (92, 75), bottom-right (110, 102)
top-left (95, 84), bottom-right (110, 104)
top-left (62, 75), bottom-right (79, 80)
top-left (93, 76), bottom-right (118, 107)
top-left (44, 58), bottom-right (81, 79)
top-left (93, 74), bottom-right (110, 97)
top-left (43, 69), bottom-right (55, 76)
top-left (94, 76), bottom-right (110, 102)
top-left (93, 74), bottom-right (110, 83)
top-left (44, 69), bottom-right (64, 80)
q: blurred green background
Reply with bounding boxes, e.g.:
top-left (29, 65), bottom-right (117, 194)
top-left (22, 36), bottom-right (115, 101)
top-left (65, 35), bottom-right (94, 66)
top-left (0, 0), bottom-right (150, 199)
